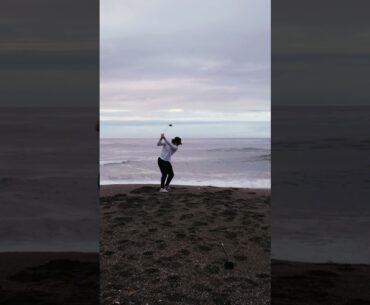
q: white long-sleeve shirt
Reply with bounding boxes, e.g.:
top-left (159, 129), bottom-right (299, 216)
top-left (157, 138), bottom-right (178, 162)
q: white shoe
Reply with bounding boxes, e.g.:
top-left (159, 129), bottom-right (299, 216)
top-left (165, 186), bottom-right (171, 191)
top-left (159, 188), bottom-right (169, 193)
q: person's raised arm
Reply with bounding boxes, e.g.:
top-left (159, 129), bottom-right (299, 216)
top-left (157, 133), bottom-right (165, 146)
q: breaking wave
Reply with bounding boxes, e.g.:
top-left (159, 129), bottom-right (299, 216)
top-left (100, 160), bottom-right (130, 166)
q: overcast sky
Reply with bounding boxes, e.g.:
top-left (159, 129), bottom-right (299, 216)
top-left (0, 0), bottom-right (98, 107)
top-left (101, 0), bottom-right (270, 138)
top-left (273, 0), bottom-right (370, 106)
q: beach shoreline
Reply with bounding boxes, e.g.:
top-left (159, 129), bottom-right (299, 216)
top-left (100, 183), bottom-right (270, 196)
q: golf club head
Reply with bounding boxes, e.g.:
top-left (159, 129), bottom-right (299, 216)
top-left (224, 261), bottom-right (234, 269)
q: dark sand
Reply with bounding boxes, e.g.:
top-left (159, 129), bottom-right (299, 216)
top-left (0, 252), bottom-right (99, 305)
top-left (272, 260), bottom-right (370, 305)
top-left (101, 184), bottom-right (271, 305)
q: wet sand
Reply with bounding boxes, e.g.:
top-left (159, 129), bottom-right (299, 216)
top-left (0, 252), bottom-right (99, 305)
top-left (272, 260), bottom-right (370, 305)
top-left (101, 184), bottom-right (271, 305)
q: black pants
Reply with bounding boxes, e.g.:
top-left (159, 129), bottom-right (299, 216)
top-left (158, 157), bottom-right (174, 188)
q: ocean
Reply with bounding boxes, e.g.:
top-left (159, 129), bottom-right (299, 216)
top-left (0, 107), bottom-right (99, 252)
top-left (272, 106), bottom-right (370, 264)
top-left (100, 138), bottom-right (271, 188)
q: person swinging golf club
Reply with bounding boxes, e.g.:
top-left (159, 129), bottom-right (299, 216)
top-left (157, 133), bottom-right (182, 192)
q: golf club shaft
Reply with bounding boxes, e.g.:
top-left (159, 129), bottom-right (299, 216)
top-left (163, 125), bottom-right (172, 133)
top-left (220, 242), bottom-right (229, 260)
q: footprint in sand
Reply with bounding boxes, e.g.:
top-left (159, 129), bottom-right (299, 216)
top-left (179, 249), bottom-right (190, 256)
top-left (192, 221), bottom-right (208, 227)
top-left (233, 254), bottom-right (248, 261)
top-left (205, 215), bottom-right (215, 222)
top-left (166, 275), bottom-right (180, 283)
top-left (224, 217), bottom-right (236, 222)
top-left (157, 243), bottom-right (166, 250)
top-left (205, 264), bottom-right (220, 274)
top-left (223, 231), bottom-right (238, 239)
top-left (117, 267), bottom-right (138, 278)
top-left (103, 211), bottom-right (115, 215)
top-left (144, 267), bottom-right (159, 275)
top-left (114, 216), bottom-right (133, 223)
top-left (161, 221), bottom-right (172, 227)
top-left (227, 277), bottom-right (258, 288)
top-left (216, 190), bottom-right (234, 196)
top-left (155, 240), bottom-right (167, 250)
top-left (131, 186), bottom-right (157, 194)
top-left (198, 245), bottom-right (212, 252)
top-left (242, 219), bottom-right (252, 226)
top-left (179, 213), bottom-right (194, 220)
top-left (188, 227), bottom-right (196, 233)
top-left (167, 261), bottom-right (182, 269)
top-left (126, 254), bottom-right (137, 261)
top-left (249, 236), bottom-right (266, 247)
top-left (175, 232), bottom-right (187, 239)
top-left (192, 283), bottom-right (212, 293)
top-left (222, 209), bottom-right (237, 217)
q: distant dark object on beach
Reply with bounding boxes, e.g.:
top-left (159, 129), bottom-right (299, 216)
top-left (224, 261), bottom-right (234, 269)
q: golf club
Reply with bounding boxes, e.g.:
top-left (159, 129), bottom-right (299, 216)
top-left (219, 240), bottom-right (235, 269)
top-left (163, 124), bottom-right (173, 133)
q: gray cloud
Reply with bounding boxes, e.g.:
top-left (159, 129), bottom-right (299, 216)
top-left (101, 0), bottom-right (270, 121)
